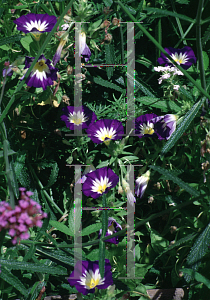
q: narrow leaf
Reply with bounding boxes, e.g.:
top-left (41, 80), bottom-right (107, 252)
top-left (93, 77), bottom-right (125, 93)
top-left (0, 259), bottom-right (67, 275)
top-left (149, 165), bottom-right (200, 197)
top-left (49, 220), bottom-right (74, 236)
top-left (182, 268), bottom-right (210, 288)
top-left (0, 267), bottom-right (28, 296)
top-left (82, 223), bottom-right (102, 236)
top-left (161, 97), bottom-right (206, 155)
top-left (145, 7), bottom-right (195, 23)
top-left (136, 96), bottom-right (181, 112)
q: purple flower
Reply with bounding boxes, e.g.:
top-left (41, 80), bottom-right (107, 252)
top-left (75, 163), bottom-right (96, 185)
top-left (82, 167), bottom-right (119, 199)
top-left (2, 62), bottom-right (13, 77)
top-left (135, 171), bottom-right (150, 199)
top-left (13, 13), bottom-right (57, 41)
top-left (135, 113), bottom-right (158, 138)
top-left (68, 259), bottom-right (113, 295)
top-left (52, 33), bottom-right (68, 66)
top-left (23, 54), bottom-right (58, 90)
top-left (86, 119), bottom-right (124, 145)
top-left (0, 188), bottom-right (47, 244)
top-left (98, 217), bottom-right (122, 244)
top-left (154, 114), bottom-right (177, 140)
top-left (80, 32), bottom-right (91, 62)
top-left (61, 105), bottom-right (97, 130)
top-left (157, 46), bottom-right (196, 70)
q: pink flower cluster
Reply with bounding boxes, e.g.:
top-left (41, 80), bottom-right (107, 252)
top-left (0, 188), bottom-right (47, 244)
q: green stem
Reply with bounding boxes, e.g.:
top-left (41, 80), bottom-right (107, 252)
top-left (116, 0), bottom-right (210, 101)
top-left (170, 0), bottom-right (187, 45)
top-left (0, 0), bottom-right (74, 125)
top-left (174, 23), bottom-right (194, 48)
top-left (99, 193), bottom-right (108, 278)
top-left (196, 0), bottom-right (206, 91)
top-left (22, 194), bottom-right (204, 248)
top-left (117, 11), bottom-right (125, 65)
top-left (29, 164), bottom-right (64, 215)
top-left (158, 18), bottom-right (162, 57)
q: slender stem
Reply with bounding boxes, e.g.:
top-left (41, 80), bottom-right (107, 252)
top-left (175, 23), bottom-right (194, 48)
top-left (158, 18), bottom-right (162, 57)
top-left (116, 0), bottom-right (210, 101)
top-left (21, 195), bottom-right (205, 248)
top-left (170, 0), bottom-right (187, 45)
top-left (29, 164), bottom-right (64, 215)
top-left (196, 0), bottom-right (206, 91)
top-left (117, 11), bottom-right (124, 65)
top-left (0, 0), bottom-right (74, 125)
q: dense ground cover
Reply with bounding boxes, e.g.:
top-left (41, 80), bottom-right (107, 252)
top-left (1, 0), bottom-right (210, 299)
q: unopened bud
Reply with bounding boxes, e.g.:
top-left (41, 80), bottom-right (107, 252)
top-left (100, 19), bottom-right (110, 28)
top-left (67, 65), bottom-right (73, 75)
top-left (112, 18), bottom-right (120, 26)
top-left (104, 33), bottom-right (112, 44)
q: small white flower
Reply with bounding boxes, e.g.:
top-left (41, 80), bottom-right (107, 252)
top-left (173, 85), bottom-right (180, 91)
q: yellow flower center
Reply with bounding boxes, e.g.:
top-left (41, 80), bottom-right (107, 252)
top-left (139, 122), bottom-right (154, 135)
top-left (34, 59), bottom-right (48, 72)
top-left (97, 184), bottom-right (107, 194)
top-left (86, 277), bottom-right (100, 289)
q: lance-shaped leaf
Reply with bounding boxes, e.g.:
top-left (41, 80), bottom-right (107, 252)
top-left (161, 97), bottom-right (206, 156)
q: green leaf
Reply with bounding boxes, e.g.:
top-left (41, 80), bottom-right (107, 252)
top-left (150, 229), bottom-right (169, 253)
top-left (49, 220), bottom-right (74, 236)
top-left (93, 77), bottom-right (125, 93)
top-left (136, 97), bottom-right (181, 112)
top-left (182, 268), bottom-right (210, 288)
top-left (44, 162), bottom-right (59, 189)
top-left (0, 267), bottom-right (28, 296)
top-left (0, 259), bottom-right (67, 275)
top-left (0, 149), bottom-right (16, 157)
top-left (14, 151), bottom-right (26, 178)
top-left (145, 7), bottom-right (195, 23)
top-left (105, 44), bottom-right (115, 79)
top-left (82, 223), bottom-right (102, 236)
top-left (184, 222), bottom-right (210, 282)
top-left (160, 97), bottom-right (206, 156)
top-left (0, 34), bottom-right (22, 47)
top-left (202, 51), bottom-right (209, 70)
top-left (150, 165), bottom-right (200, 197)
top-left (36, 247), bottom-right (75, 267)
top-left (20, 35), bottom-right (33, 52)
top-left (153, 233), bottom-right (197, 264)
top-left (99, 239), bottom-right (105, 278)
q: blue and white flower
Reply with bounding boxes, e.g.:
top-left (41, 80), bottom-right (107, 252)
top-left (68, 259), bottom-right (113, 295)
top-left (135, 170), bottom-right (150, 199)
top-left (86, 119), bottom-right (124, 145)
top-left (157, 46), bottom-right (196, 70)
top-left (23, 54), bottom-right (58, 90)
top-left (61, 105), bottom-right (97, 130)
top-left (14, 13), bottom-right (57, 41)
top-left (82, 167), bottom-right (119, 199)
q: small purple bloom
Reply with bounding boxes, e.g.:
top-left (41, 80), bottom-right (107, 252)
top-left (80, 32), bottom-right (91, 62)
top-left (154, 114), bottom-right (177, 140)
top-left (23, 54), bottom-right (58, 90)
top-left (98, 217), bottom-right (122, 244)
top-left (82, 167), bottom-right (119, 199)
top-left (86, 119), bottom-right (124, 145)
top-left (157, 46), bottom-right (196, 70)
top-left (52, 35), bottom-right (68, 66)
top-left (135, 171), bottom-right (150, 199)
top-left (13, 13), bottom-right (57, 40)
top-left (61, 105), bottom-right (97, 130)
top-left (135, 113), bottom-right (158, 138)
top-left (68, 259), bottom-right (113, 295)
